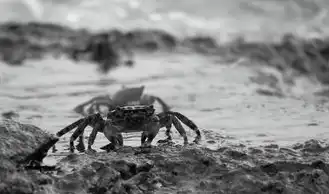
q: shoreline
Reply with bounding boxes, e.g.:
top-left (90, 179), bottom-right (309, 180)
top-left (1, 21), bottom-right (329, 86)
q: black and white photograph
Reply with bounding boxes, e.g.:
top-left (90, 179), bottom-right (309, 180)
top-left (0, 0), bottom-right (328, 193)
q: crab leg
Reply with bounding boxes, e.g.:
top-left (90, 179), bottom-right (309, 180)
top-left (54, 113), bottom-right (102, 153)
top-left (140, 95), bottom-right (171, 112)
top-left (87, 122), bottom-right (104, 151)
top-left (69, 119), bottom-right (90, 152)
top-left (69, 113), bottom-right (103, 152)
top-left (167, 111), bottom-right (201, 144)
top-left (145, 131), bottom-right (158, 146)
top-left (140, 117), bottom-right (161, 147)
top-left (56, 118), bottom-right (85, 137)
top-left (117, 133), bottom-right (124, 146)
top-left (73, 99), bottom-right (97, 116)
top-left (161, 116), bottom-right (173, 141)
top-left (99, 133), bottom-right (124, 152)
top-left (153, 96), bottom-right (171, 112)
top-left (87, 102), bottom-right (115, 115)
top-left (171, 116), bottom-right (189, 145)
top-left (52, 118), bottom-right (85, 152)
top-left (73, 95), bottom-right (112, 115)
top-left (156, 112), bottom-right (173, 142)
top-left (76, 133), bottom-right (86, 152)
top-left (165, 124), bottom-right (172, 141)
top-left (141, 131), bottom-right (148, 145)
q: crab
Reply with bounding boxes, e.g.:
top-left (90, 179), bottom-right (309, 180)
top-left (73, 85), bottom-right (171, 117)
top-left (61, 85), bottom-right (172, 153)
top-left (55, 104), bottom-right (201, 153)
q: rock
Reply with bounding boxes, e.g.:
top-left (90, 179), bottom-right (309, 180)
top-left (0, 21), bottom-right (215, 68)
top-left (0, 119), bottom-right (58, 168)
top-left (1, 111), bottom-right (19, 119)
top-left (3, 21), bottom-right (329, 84)
top-left (125, 29), bottom-right (177, 51)
top-left (291, 139), bottom-right (329, 153)
top-left (182, 36), bottom-right (219, 54)
top-left (2, 136), bottom-right (329, 193)
top-left (0, 119), bottom-right (59, 194)
top-left (3, 21), bottom-right (329, 86)
top-left (51, 143), bottom-right (329, 193)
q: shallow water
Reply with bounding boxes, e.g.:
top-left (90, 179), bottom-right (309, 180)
top-left (1, 52), bottom-right (329, 153)
top-left (1, 0), bottom-right (329, 154)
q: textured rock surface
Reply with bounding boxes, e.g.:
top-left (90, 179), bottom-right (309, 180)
top-left (0, 119), bottom-right (58, 165)
top-left (0, 119), bottom-right (58, 194)
top-left (2, 138), bottom-right (329, 194)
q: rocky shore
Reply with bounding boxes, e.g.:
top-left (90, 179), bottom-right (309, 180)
top-left (0, 22), bottom-right (217, 66)
top-left (1, 21), bottom-right (329, 85)
top-left (1, 119), bottom-right (329, 194)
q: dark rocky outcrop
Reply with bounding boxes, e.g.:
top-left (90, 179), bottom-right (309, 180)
top-left (0, 119), bottom-right (58, 194)
top-left (216, 34), bottom-right (329, 85)
top-left (1, 125), bottom-right (329, 194)
top-left (1, 111), bottom-right (19, 119)
top-left (0, 22), bottom-right (220, 65)
top-left (2, 21), bottom-right (329, 83)
top-left (0, 119), bottom-right (58, 165)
